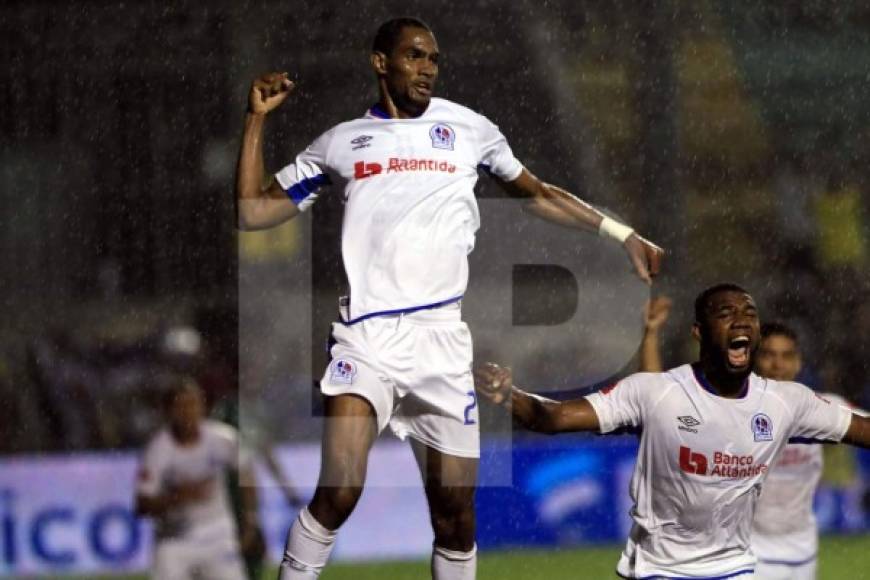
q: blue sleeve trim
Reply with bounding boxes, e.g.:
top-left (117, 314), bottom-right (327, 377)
top-left (758, 554), bottom-right (817, 567)
top-left (285, 173), bottom-right (331, 205)
top-left (787, 437), bottom-right (837, 445)
top-left (341, 295), bottom-right (463, 326)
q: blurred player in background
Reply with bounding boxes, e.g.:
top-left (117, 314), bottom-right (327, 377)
top-left (476, 283), bottom-right (870, 579)
top-left (212, 385), bottom-right (305, 580)
top-left (235, 15), bottom-right (662, 580)
top-left (135, 378), bottom-right (259, 580)
top-left (752, 322), bottom-right (867, 580)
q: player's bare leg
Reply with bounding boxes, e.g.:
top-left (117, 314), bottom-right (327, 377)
top-left (412, 439), bottom-right (478, 580)
top-left (278, 394), bottom-right (378, 579)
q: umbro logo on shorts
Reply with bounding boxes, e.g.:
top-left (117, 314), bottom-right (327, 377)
top-left (330, 359), bottom-right (357, 384)
top-left (677, 415), bottom-right (700, 433)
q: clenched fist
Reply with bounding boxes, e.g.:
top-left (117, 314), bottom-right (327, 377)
top-left (249, 72), bottom-right (295, 115)
top-left (473, 362), bottom-right (513, 406)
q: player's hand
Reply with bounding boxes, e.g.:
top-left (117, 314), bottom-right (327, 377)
top-left (249, 72), bottom-right (295, 115)
top-left (240, 524), bottom-right (266, 559)
top-left (624, 233), bottom-right (663, 285)
top-left (474, 362), bottom-right (513, 406)
top-left (284, 490), bottom-right (305, 509)
top-left (171, 478), bottom-right (213, 505)
top-left (644, 295), bottom-right (673, 332)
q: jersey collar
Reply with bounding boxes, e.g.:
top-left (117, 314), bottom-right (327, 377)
top-left (365, 101), bottom-right (432, 120)
top-left (367, 102), bottom-right (391, 119)
top-left (691, 364), bottom-right (750, 399)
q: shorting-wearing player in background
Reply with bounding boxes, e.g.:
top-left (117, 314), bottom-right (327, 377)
top-left (135, 379), bottom-right (259, 580)
top-left (235, 16), bottom-right (663, 580)
top-left (476, 283), bottom-right (870, 579)
top-left (751, 323), bottom-right (867, 580)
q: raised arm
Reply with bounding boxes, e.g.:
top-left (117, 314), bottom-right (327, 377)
top-left (474, 362), bottom-right (600, 433)
top-left (497, 169), bottom-right (664, 284)
top-left (639, 295), bottom-right (673, 373)
top-left (235, 72), bottom-right (299, 231)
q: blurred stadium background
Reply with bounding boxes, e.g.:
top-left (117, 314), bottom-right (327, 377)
top-left (2, 0), bottom-right (870, 578)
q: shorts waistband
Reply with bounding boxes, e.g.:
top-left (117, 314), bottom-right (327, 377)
top-left (339, 296), bottom-right (462, 325)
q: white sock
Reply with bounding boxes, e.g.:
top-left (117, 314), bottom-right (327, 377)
top-left (278, 508), bottom-right (338, 579)
top-left (431, 543), bottom-right (477, 580)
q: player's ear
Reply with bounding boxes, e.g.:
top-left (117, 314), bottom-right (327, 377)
top-left (691, 322), bottom-right (701, 343)
top-left (370, 51), bottom-right (388, 75)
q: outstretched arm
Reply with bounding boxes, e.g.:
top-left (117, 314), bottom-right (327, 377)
top-left (474, 362), bottom-right (600, 434)
top-left (843, 414), bottom-right (870, 449)
top-left (236, 72), bottom-right (299, 231)
top-left (135, 478), bottom-right (213, 517)
top-left (497, 169), bottom-right (664, 284)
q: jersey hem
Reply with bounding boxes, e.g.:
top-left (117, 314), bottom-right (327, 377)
top-left (342, 295), bottom-right (463, 325)
top-left (617, 567), bottom-right (755, 580)
top-left (399, 430), bottom-right (480, 459)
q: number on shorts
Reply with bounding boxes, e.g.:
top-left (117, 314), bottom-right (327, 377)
top-left (464, 390), bottom-right (477, 425)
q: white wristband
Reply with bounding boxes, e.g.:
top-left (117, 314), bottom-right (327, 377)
top-left (598, 216), bottom-right (634, 244)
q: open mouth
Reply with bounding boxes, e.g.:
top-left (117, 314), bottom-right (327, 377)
top-left (412, 82), bottom-right (432, 97)
top-left (727, 336), bottom-right (751, 368)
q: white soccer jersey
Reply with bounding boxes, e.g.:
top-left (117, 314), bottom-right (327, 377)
top-left (585, 364), bottom-right (852, 579)
top-left (137, 420), bottom-right (243, 541)
top-left (275, 97), bottom-right (523, 323)
top-left (751, 393), bottom-right (853, 567)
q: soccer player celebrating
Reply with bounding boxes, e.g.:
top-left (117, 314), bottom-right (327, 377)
top-left (752, 323), bottom-right (866, 580)
top-left (235, 16), bottom-right (662, 580)
top-left (135, 379), bottom-right (257, 580)
top-left (475, 283), bottom-right (870, 579)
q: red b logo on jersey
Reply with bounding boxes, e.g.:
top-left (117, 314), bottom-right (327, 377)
top-left (679, 445), bottom-right (708, 475)
top-left (354, 161), bottom-right (383, 179)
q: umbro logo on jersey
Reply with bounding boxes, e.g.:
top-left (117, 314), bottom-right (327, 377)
top-left (351, 135), bottom-right (373, 150)
top-left (677, 415), bottom-right (701, 433)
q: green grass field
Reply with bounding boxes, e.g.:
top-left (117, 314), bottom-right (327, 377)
top-left (71, 534), bottom-right (870, 579)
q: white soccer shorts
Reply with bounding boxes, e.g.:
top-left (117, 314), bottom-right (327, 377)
top-left (152, 532), bottom-right (246, 580)
top-left (320, 300), bottom-right (480, 459)
top-left (754, 557), bottom-right (816, 580)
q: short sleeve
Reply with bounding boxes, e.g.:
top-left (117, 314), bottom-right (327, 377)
top-left (585, 375), bottom-right (647, 434)
top-left (136, 439), bottom-right (166, 497)
top-left (274, 130), bottom-right (334, 212)
top-left (789, 384), bottom-right (853, 443)
top-left (209, 422), bottom-right (248, 471)
top-left (476, 115), bottom-right (523, 182)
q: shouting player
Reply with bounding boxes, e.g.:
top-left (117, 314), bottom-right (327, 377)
top-left (235, 16), bottom-right (662, 580)
top-left (752, 322), bottom-right (866, 580)
top-left (135, 379), bottom-right (258, 580)
top-left (476, 283), bottom-right (870, 579)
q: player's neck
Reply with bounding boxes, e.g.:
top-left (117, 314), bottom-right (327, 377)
top-left (693, 361), bottom-right (749, 399)
top-left (170, 424), bottom-right (201, 446)
top-left (377, 83), bottom-right (427, 119)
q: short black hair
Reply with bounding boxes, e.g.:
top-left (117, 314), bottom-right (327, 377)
top-left (694, 283), bottom-right (750, 324)
top-left (761, 322), bottom-right (799, 346)
top-left (372, 17), bottom-right (432, 56)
